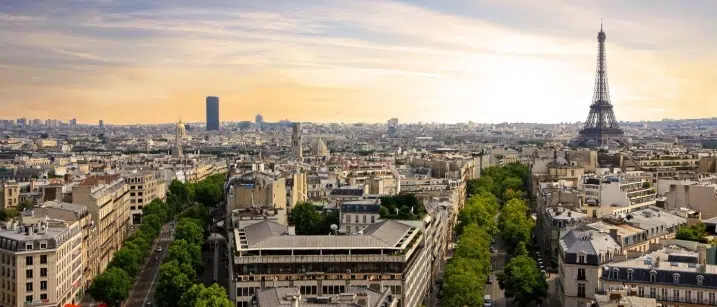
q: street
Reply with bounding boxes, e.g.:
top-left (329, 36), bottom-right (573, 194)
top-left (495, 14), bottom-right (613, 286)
top-left (486, 235), bottom-right (507, 307)
top-left (126, 223), bottom-right (174, 306)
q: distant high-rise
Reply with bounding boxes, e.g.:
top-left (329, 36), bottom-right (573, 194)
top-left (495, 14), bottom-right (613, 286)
top-left (16, 118), bottom-right (27, 126)
top-left (255, 114), bottom-right (264, 129)
top-left (174, 120), bottom-right (186, 158)
top-left (70, 118), bottom-right (77, 126)
top-left (387, 118), bottom-right (398, 137)
top-left (292, 123), bottom-right (303, 159)
top-left (99, 120), bottom-right (104, 129)
top-left (206, 96), bottom-right (220, 131)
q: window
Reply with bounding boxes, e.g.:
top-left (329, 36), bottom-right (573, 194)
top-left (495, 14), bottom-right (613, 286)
top-left (710, 293), bottom-right (716, 305)
top-left (371, 215), bottom-right (375, 223)
top-left (577, 283), bottom-right (586, 297)
top-left (686, 290), bottom-right (691, 301)
top-left (345, 215), bottom-right (350, 222)
top-left (577, 268), bottom-right (586, 280)
top-left (130, 206), bottom-right (136, 210)
top-left (673, 273), bottom-right (680, 284)
top-left (649, 271), bottom-right (657, 283)
top-left (40, 255), bottom-right (46, 264)
top-left (673, 289), bottom-right (679, 300)
top-left (25, 296), bottom-right (32, 303)
top-left (661, 289), bottom-right (668, 300)
top-left (626, 269), bottom-right (633, 280)
top-left (638, 287), bottom-right (644, 297)
top-left (40, 243), bottom-right (46, 249)
top-left (578, 255), bottom-right (585, 263)
top-left (26, 244), bottom-right (32, 250)
top-left (354, 215), bottom-right (358, 223)
top-left (25, 256), bottom-right (33, 265)
top-left (697, 291), bottom-right (703, 302)
top-left (25, 269), bottom-right (32, 278)
top-left (697, 275), bottom-right (704, 285)
top-left (40, 281), bottom-right (47, 290)
top-left (363, 215), bottom-right (366, 223)
top-left (649, 288), bottom-right (656, 298)
top-left (40, 268), bottom-right (46, 277)
top-left (611, 268), bottom-right (619, 279)
top-left (25, 282), bottom-right (32, 291)
top-left (40, 294), bottom-right (47, 300)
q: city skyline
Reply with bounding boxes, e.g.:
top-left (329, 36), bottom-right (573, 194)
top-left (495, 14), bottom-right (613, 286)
top-left (1, 1), bottom-right (716, 124)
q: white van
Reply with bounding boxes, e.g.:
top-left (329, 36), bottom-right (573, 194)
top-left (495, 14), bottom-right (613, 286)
top-left (483, 295), bottom-right (492, 307)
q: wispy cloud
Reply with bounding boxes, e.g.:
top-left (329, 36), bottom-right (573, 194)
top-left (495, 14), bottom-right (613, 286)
top-left (0, 0), bottom-right (715, 123)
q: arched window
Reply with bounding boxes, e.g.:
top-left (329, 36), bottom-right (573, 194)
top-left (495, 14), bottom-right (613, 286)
top-left (611, 268), bottom-right (619, 279)
top-left (649, 270), bottom-right (657, 283)
top-left (673, 273), bottom-right (680, 284)
top-left (626, 269), bottom-right (634, 281)
top-left (697, 275), bottom-right (704, 286)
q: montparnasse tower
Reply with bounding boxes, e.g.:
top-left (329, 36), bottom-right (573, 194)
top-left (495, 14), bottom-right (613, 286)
top-left (174, 120), bottom-right (186, 158)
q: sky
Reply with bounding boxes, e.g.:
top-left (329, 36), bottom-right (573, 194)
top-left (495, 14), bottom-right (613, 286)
top-left (0, 0), bottom-right (716, 125)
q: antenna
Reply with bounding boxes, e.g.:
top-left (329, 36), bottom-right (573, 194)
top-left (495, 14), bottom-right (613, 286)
top-left (600, 18), bottom-right (603, 31)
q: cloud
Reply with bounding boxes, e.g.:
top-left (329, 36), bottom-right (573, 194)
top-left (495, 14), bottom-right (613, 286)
top-left (0, 0), bottom-right (715, 123)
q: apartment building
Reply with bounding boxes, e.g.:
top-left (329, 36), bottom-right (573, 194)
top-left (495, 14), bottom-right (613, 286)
top-left (71, 175), bottom-right (130, 277)
top-left (586, 208), bottom-right (685, 253)
top-left (38, 201), bottom-right (96, 290)
top-left (231, 220), bottom-right (429, 307)
top-left (124, 171), bottom-right (165, 225)
top-left (582, 175), bottom-right (657, 218)
top-left (340, 200), bottom-right (381, 233)
top-left (664, 181), bottom-right (717, 219)
top-left (1, 181), bottom-right (19, 208)
top-left (343, 166), bottom-right (400, 196)
top-left (558, 228), bottom-right (622, 307)
top-left (0, 218), bottom-right (83, 307)
top-left (227, 171), bottom-right (287, 211)
top-left (255, 286), bottom-right (399, 307)
top-left (600, 242), bottom-right (717, 307)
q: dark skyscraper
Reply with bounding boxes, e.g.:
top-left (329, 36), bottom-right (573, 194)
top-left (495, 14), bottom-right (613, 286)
top-left (206, 96), bottom-right (219, 131)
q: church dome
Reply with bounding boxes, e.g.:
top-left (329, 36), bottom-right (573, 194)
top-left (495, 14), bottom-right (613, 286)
top-left (312, 137), bottom-right (330, 158)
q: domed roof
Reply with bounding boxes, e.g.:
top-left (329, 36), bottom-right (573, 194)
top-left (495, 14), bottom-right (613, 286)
top-left (312, 137), bottom-right (330, 157)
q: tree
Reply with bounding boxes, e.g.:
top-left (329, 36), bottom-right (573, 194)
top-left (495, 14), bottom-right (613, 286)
top-left (498, 198), bottom-right (534, 254)
top-left (167, 239), bottom-right (203, 276)
top-left (0, 208), bottom-right (19, 221)
top-left (179, 283), bottom-right (233, 307)
top-left (291, 202), bottom-right (324, 235)
top-left (109, 246), bottom-right (143, 277)
top-left (143, 199), bottom-right (171, 223)
top-left (142, 214), bottom-right (164, 233)
top-left (453, 224), bottom-right (492, 275)
top-left (195, 181), bottom-right (222, 207)
top-left (175, 218), bottom-right (205, 246)
top-left (442, 258), bottom-right (486, 307)
top-left (456, 192), bottom-right (498, 236)
top-left (497, 256), bottom-right (548, 306)
top-left (676, 223), bottom-right (708, 243)
top-left (156, 260), bottom-right (196, 307)
top-left (18, 200), bottom-right (34, 211)
top-left (88, 268), bottom-right (132, 304)
top-left (502, 177), bottom-right (524, 193)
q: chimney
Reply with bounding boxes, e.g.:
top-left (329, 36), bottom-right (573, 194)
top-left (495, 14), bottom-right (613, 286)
top-left (698, 245), bottom-right (707, 265)
top-left (568, 211), bottom-right (572, 217)
top-left (609, 228), bottom-right (619, 243)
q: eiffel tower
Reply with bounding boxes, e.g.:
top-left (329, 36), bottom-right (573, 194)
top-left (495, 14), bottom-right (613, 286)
top-left (577, 23), bottom-right (624, 146)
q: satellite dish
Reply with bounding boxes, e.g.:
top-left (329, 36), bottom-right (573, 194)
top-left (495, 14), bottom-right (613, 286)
top-left (330, 224), bottom-right (338, 231)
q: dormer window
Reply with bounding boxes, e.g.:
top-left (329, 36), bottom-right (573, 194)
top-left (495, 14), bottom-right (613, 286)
top-left (579, 255), bottom-right (585, 263)
top-left (626, 269), bottom-right (634, 281)
top-left (649, 271), bottom-right (657, 283)
top-left (673, 273), bottom-right (680, 284)
top-left (697, 275), bottom-right (704, 286)
top-left (611, 268), bottom-right (619, 279)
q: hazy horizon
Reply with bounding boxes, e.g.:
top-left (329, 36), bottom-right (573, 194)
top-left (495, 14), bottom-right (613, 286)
top-left (1, 1), bottom-right (716, 124)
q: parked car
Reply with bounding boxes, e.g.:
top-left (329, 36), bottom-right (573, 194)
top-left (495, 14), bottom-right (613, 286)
top-left (157, 247), bottom-right (162, 252)
top-left (484, 295), bottom-right (493, 307)
top-left (487, 275), bottom-right (493, 284)
top-left (490, 246), bottom-right (497, 253)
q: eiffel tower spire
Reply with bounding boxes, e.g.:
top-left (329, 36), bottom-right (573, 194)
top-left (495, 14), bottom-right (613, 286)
top-left (578, 22), bottom-right (624, 146)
